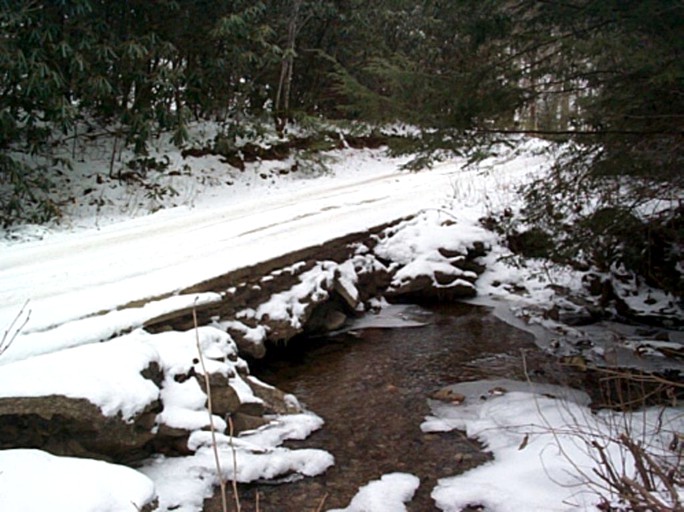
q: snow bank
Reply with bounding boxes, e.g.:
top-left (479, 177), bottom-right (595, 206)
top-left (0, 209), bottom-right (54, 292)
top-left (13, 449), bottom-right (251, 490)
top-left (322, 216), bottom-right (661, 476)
top-left (374, 210), bottom-right (493, 292)
top-left (1, 292), bottom-right (221, 365)
top-left (0, 449), bottom-right (156, 512)
top-left (0, 324), bottom-right (334, 512)
top-left (423, 380), bottom-right (683, 512)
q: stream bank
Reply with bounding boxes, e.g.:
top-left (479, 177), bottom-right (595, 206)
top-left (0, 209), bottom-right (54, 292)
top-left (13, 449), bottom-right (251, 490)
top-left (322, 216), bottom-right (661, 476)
top-left (1, 208), bottom-right (680, 511)
top-left (0, 212), bottom-right (493, 482)
top-left (204, 303), bottom-right (584, 511)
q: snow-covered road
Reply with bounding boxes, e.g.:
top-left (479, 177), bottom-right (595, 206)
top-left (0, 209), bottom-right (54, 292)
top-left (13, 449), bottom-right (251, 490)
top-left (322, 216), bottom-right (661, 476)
top-left (0, 155), bottom-right (465, 333)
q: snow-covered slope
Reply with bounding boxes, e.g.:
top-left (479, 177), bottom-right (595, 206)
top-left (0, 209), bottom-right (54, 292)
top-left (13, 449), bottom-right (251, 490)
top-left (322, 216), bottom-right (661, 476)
top-left (0, 150), bottom-right (465, 337)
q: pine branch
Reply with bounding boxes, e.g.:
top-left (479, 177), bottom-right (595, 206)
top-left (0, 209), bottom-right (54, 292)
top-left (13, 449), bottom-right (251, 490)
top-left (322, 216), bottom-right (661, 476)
top-left (472, 128), bottom-right (683, 137)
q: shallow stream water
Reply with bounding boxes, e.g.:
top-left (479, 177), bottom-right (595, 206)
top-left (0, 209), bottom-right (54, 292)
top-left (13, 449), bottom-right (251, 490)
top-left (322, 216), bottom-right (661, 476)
top-left (205, 303), bottom-right (577, 511)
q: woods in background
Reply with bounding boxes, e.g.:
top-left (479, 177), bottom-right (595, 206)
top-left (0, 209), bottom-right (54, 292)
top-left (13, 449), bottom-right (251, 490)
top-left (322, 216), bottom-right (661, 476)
top-left (1, 1), bottom-right (682, 291)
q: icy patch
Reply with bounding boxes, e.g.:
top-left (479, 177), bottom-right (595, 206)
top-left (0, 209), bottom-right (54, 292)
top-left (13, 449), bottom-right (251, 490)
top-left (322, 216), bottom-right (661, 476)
top-left (347, 304), bottom-right (430, 330)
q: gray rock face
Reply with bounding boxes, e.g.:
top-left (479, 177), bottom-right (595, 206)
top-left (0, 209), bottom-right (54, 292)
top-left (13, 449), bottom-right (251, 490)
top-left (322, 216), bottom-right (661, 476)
top-left (225, 322), bottom-right (268, 359)
top-left (305, 300), bottom-right (348, 334)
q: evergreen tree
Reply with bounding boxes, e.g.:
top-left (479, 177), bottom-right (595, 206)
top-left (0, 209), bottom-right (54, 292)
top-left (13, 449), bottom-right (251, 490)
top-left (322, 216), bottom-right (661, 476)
top-left (1, 0), bottom-right (681, 283)
top-left (326, 0), bottom-right (682, 291)
top-left (513, 0), bottom-right (683, 293)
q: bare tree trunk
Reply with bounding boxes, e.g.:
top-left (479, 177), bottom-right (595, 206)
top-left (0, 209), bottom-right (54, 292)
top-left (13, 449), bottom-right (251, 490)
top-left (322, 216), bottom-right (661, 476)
top-left (559, 91), bottom-right (571, 130)
top-left (274, 0), bottom-right (302, 134)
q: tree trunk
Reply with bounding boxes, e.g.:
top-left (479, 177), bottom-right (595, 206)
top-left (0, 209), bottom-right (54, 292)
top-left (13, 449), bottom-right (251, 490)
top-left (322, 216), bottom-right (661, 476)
top-left (274, 0), bottom-right (302, 134)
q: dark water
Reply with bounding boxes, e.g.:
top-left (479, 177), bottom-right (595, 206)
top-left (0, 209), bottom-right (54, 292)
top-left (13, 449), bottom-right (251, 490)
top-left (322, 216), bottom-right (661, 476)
top-left (205, 303), bottom-right (572, 511)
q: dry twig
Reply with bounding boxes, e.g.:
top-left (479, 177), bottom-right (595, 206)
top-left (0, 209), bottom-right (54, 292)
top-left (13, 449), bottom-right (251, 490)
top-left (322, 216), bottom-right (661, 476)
top-left (1, 300), bottom-right (30, 358)
top-left (193, 305), bottom-right (233, 512)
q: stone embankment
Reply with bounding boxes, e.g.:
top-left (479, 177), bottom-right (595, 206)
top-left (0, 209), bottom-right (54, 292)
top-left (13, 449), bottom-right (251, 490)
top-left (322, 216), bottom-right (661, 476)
top-left (0, 214), bottom-right (489, 466)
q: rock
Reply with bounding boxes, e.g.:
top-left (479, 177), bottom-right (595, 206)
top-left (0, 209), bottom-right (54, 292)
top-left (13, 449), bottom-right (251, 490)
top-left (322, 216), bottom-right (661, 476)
top-left (155, 422), bottom-right (192, 440)
top-left (355, 264), bottom-right (393, 303)
top-left (334, 275), bottom-right (360, 310)
top-left (323, 310), bottom-right (347, 331)
top-left (454, 259), bottom-right (487, 276)
top-left (230, 412), bottom-right (271, 434)
top-left (389, 275), bottom-right (433, 296)
top-left (387, 272), bottom-right (478, 302)
top-left (444, 281), bottom-right (477, 299)
top-left (559, 310), bottom-right (596, 326)
top-left (583, 273), bottom-right (604, 296)
top-left (487, 386), bottom-right (507, 396)
top-left (196, 373), bottom-right (242, 417)
top-left (247, 376), bottom-right (302, 414)
top-left (305, 301), bottom-right (348, 334)
top-left (237, 400), bottom-right (265, 417)
top-left (438, 247), bottom-right (465, 260)
top-left (261, 315), bottom-right (309, 344)
top-left (434, 270), bottom-right (460, 286)
top-left (467, 241), bottom-right (488, 259)
top-left (546, 304), bottom-right (597, 326)
top-left (224, 322), bottom-right (267, 359)
top-left (430, 388), bottom-right (466, 405)
top-left (0, 395), bottom-right (161, 464)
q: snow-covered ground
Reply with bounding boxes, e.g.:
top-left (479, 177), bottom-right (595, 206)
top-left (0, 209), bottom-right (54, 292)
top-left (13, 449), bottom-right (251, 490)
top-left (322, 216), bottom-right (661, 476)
top-left (1, 134), bottom-right (681, 511)
top-left (0, 148), bottom-right (442, 334)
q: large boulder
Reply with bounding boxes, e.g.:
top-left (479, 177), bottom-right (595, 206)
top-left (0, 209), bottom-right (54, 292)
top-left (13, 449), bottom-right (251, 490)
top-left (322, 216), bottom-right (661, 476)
top-left (0, 326), bottom-right (298, 461)
top-left (0, 395), bottom-right (160, 463)
top-left (0, 336), bottom-right (162, 463)
top-left (372, 212), bottom-right (489, 303)
top-left (241, 261), bottom-right (363, 345)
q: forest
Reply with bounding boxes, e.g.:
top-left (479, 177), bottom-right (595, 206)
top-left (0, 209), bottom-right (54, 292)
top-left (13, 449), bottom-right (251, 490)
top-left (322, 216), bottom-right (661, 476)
top-left (1, 0), bottom-right (682, 293)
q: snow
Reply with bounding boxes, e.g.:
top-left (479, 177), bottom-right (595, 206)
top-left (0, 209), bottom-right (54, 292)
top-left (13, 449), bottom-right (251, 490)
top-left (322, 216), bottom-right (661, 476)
top-left (328, 473), bottom-right (421, 512)
top-left (374, 211), bottom-right (493, 268)
top-left (0, 292), bottom-right (221, 365)
top-left (0, 323), bottom-right (333, 511)
top-left (254, 262), bottom-right (338, 327)
top-left (1, 133), bottom-right (681, 511)
top-left (423, 380), bottom-right (683, 512)
top-left (0, 333), bottom-right (160, 419)
top-left (0, 449), bottom-right (156, 512)
top-left (142, 413), bottom-right (333, 512)
top-left (0, 147), bottom-right (457, 338)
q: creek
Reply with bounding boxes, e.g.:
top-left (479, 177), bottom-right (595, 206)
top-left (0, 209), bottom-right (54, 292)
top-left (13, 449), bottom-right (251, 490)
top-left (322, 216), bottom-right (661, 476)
top-left (205, 302), bottom-right (579, 511)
